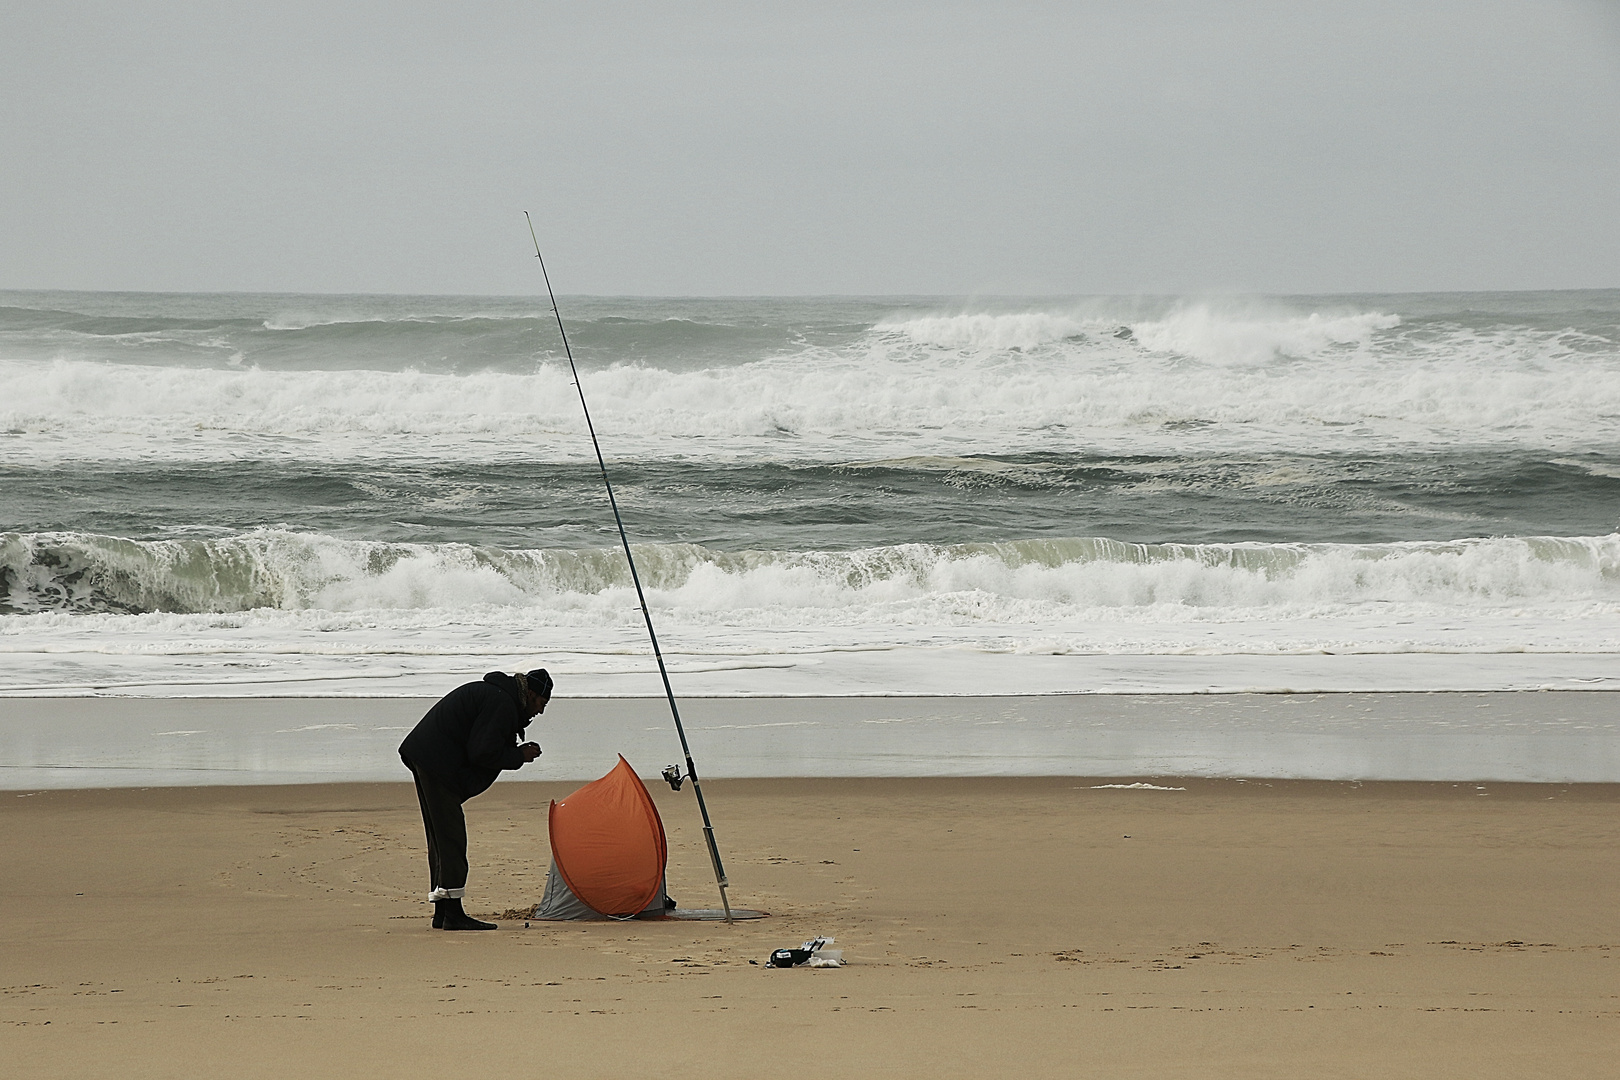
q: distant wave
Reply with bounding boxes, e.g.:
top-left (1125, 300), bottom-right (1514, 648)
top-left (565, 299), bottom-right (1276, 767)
top-left (0, 299), bottom-right (803, 374)
top-left (874, 305), bottom-right (1401, 363)
top-left (875, 311), bottom-right (1094, 350)
top-left (8, 315), bottom-right (1620, 460)
top-left (1131, 306), bottom-right (1401, 366)
top-left (6, 293), bottom-right (1620, 463)
top-left (7, 529), bottom-right (1619, 619)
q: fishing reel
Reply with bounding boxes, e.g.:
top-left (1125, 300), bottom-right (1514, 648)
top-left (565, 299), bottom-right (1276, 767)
top-left (661, 764), bottom-right (685, 791)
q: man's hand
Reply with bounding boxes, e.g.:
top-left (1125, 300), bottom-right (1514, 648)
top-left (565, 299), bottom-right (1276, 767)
top-left (521, 742), bottom-right (542, 762)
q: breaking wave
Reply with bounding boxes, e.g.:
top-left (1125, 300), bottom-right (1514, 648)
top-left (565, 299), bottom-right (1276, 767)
top-left (6, 291), bottom-right (1620, 461)
top-left (6, 530), bottom-right (1619, 621)
top-left (874, 305), bottom-right (1402, 363)
top-left (8, 332), bottom-right (1620, 460)
top-left (1131, 307), bottom-right (1402, 366)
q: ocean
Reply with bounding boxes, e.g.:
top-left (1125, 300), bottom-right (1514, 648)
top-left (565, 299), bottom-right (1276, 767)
top-left (4, 288), bottom-right (1620, 701)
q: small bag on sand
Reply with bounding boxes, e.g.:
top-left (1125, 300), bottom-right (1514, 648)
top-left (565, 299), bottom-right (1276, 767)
top-left (768, 936), bottom-right (841, 968)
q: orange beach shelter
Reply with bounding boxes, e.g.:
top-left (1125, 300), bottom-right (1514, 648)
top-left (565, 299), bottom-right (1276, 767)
top-left (536, 756), bottom-right (670, 919)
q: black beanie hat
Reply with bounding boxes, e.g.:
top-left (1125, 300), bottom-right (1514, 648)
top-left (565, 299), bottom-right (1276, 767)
top-left (523, 668), bottom-right (553, 700)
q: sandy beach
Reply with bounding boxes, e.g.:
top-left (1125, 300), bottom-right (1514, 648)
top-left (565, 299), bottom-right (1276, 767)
top-left (4, 773), bottom-right (1615, 1078)
top-left (10, 2), bottom-right (1620, 1075)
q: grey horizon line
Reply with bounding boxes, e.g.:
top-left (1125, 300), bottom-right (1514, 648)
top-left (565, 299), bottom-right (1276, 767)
top-left (5, 286), bottom-right (1619, 301)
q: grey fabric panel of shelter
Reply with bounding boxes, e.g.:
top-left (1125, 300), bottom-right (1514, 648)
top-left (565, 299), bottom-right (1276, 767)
top-left (534, 858), bottom-right (668, 920)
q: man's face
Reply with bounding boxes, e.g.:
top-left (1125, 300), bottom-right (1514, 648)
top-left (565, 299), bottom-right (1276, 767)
top-left (529, 691), bottom-right (549, 719)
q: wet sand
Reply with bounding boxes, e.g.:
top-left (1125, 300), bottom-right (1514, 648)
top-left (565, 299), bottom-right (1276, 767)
top-left (5, 691), bottom-right (1619, 786)
top-left (3, 776), bottom-right (1616, 1078)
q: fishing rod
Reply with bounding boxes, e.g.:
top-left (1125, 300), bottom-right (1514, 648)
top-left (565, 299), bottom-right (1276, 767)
top-left (524, 212), bottom-right (733, 923)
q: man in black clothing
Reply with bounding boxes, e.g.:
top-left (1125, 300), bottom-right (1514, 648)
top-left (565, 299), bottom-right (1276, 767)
top-left (399, 668), bottom-right (551, 930)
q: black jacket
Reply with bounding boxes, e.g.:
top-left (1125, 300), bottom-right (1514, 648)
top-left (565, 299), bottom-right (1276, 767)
top-left (399, 672), bottom-right (533, 801)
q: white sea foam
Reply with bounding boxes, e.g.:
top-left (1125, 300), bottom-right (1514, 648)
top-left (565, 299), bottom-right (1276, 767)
top-left (1131, 306), bottom-right (1402, 366)
top-left (6, 307), bottom-right (1620, 464)
top-left (876, 305), bottom-right (1403, 364)
top-left (8, 591), bottom-right (1620, 698)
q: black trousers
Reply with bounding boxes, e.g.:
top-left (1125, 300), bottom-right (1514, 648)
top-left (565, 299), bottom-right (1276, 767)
top-left (407, 763), bottom-right (468, 899)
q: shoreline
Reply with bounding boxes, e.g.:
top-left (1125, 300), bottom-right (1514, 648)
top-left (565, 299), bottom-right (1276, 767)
top-left (8, 650), bottom-right (1620, 699)
top-left (4, 691), bottom-right (1618, 788)
top-left (8, 686), bottom-right (1620, 697)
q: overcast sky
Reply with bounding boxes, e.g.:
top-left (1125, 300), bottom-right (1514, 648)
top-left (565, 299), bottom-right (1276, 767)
top-left (4, 1), bottom-right (1619, 296)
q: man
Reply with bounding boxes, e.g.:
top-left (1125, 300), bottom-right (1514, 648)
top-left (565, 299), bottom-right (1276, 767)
top-left (399, 668), bottom-right (550, 930)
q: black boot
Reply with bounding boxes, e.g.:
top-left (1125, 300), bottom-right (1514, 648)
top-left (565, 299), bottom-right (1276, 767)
top-left (432, 899), bottom-right (446, 929)
top-left (439, 897), bottom-right (496, 931)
